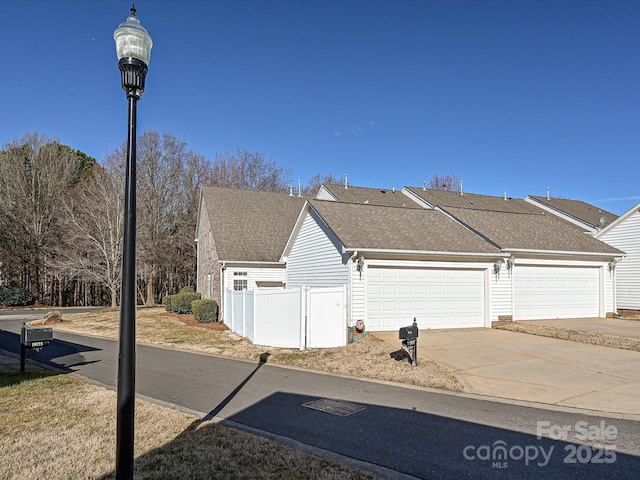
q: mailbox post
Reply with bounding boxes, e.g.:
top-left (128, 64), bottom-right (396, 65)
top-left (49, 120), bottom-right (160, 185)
top-left (399, 318), bottom-right (419, 367)
top-left (20, 325), bottom-right (53, 373)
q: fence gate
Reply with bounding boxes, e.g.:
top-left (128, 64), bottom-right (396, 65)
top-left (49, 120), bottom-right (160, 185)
top-left (307, 286), bottom-right (347, 348)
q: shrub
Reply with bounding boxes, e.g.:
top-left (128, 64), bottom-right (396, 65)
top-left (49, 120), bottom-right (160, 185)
top-left (163, 295), bottom-right (174, 312)
top-left (0, 285), bottom-right (35, 306)
top-left (171, 290), bottom-right (201, 314)
top-left (192, 299), bottom-right (219, 323)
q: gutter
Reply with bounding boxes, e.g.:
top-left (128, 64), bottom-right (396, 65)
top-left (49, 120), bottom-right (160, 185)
top-left (503, 248), bottom-right (624, 258)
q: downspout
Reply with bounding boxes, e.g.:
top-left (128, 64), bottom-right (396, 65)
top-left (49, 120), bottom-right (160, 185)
top-left (347, 251), bottom-right (358, 341)
top-left (220, 262), bottom-right (226, 321)
top-left (194, 238), bottom-right (199, 293)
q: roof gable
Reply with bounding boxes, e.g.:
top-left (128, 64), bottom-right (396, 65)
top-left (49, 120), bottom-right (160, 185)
top-left (200, 186), bottom-right (307, 262)
top-left (595, 203), bottom-right (640, 238)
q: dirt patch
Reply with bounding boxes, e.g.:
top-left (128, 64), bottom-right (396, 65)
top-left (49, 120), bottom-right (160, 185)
top-left (494, 322), bottom-right (640, 352)
top-left (161, 311), bottom-right (229, 331)
top-left (617, 310), bottom-right (640, 320)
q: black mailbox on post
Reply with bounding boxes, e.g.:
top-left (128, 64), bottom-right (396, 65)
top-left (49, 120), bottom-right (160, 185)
top-left (399, 324), bottom-right (418, 341)
top-left (399, 318), bottom-right (419, 367)
top-left (21, 326), bottom-right (53, 348)
top-left (20, 325), bottom-right (53, 373)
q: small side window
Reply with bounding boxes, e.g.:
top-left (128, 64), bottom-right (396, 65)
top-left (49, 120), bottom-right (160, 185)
top-left (233, 271), bottom-right (248, 291)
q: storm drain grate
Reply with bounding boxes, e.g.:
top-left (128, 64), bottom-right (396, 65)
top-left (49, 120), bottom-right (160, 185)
top-left (302, 398), bottom-right (365, 417)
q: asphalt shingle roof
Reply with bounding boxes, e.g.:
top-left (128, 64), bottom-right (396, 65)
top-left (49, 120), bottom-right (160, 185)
top-left (201, 186), bottom-right (306, 262)
top-left (445, 207), bottom-right (623, 253)
top-left (309, 199), bottom-right (500, 254)
top-left (528, 196), bottom-right (619, 229)
top-left (404, 187), bottom-right (622, 254)
top-left (322, 184), bottom-right (422, 208)
top-left (405, 187), bottom-right (541, 213)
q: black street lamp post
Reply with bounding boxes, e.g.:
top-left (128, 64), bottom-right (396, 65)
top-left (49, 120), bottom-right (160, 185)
top-left (113, 6), bottom-right (152, 479)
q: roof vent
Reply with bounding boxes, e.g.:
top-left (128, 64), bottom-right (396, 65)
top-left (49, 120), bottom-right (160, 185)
top-left (289, 186), bottom-right (293, 197)
top-left (344, 173), bottom-right (348, 189)
top-left (504, 189), bottom-right (507, 200)
top-left (298, 179), bottom-right (302, 197)
top-left (422, 181), bottom-right (426, 191)
top-left (546, 187), bottom-right (550, 200)
top-left (460, 180), bottom-right (464, 196)
top-left (392, 185), bottom-right (395, 192)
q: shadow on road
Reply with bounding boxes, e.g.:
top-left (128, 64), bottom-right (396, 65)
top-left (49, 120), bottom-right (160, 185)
top-left (0, 330), bottom-right (101, 373)
top-left (203, 351), bottom-right (271, 421)
top-left (96, 353), bottom-right (640, 480)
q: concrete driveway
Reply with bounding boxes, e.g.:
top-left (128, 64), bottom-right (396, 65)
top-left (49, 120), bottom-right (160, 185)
top-left (374, 319), bottom-right (640, 417)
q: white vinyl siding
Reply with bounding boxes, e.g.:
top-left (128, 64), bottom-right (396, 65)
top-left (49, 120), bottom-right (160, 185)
top-left (490, 266), bottom-right (513, 323)
top-left (598, 210), bottom-right (640, 310)
top-left (223, 266), bottom-right (286, 292)
top-left (513, 265), bottom-right (600, 320)
top-left (366, 266), bottom-right (485, 330)
top-left (286, 210), bottom-right (348, 288)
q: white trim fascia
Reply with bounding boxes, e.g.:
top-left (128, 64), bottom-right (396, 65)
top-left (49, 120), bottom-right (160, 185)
top-left (280, 201), bottom-right (312, 261)
top-left (503, 248), bottom-right (623, 258)
top-left (524, 196), bottom-right (597, 232)
top-left (400, 187), bottom-right (435, 208)
top-left (345, 248), bottom-right (509, 258)
top-left (594, 202), bottom-right (640, 238)
top-left (219, 260), bottom-right (285, 266)
top-left (365, 258), bottom-right (494, 269)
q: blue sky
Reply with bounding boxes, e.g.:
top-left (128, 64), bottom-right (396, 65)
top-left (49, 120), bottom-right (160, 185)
top-left (2, 0), bottom-right (639, 214)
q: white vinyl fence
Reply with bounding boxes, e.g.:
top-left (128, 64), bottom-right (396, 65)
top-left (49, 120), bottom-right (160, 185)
top-left (224, 286), bottom-right (347, 349)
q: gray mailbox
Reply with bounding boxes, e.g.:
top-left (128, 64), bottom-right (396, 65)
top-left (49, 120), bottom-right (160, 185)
top-left (399, 318), bottom-right (419, 367)
top-left (20, 325), bottom-right (53, 373)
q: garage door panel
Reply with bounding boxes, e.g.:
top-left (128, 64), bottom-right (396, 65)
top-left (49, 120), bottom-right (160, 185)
top-left (514, 266), bottom-right (599, 320)
top-left (367, 267), bottom-right (484, 330)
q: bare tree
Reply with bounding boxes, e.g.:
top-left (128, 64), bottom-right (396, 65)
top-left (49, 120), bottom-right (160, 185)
top-left (0, 133), bottom-right (88, 302)
top-left (428, 174), bottom-right (462, 192)
top-left (54, 159), bottom-right (124, 307)
top-left (134, 131), bottom-right (218, 304)
top-left (301, 173), bottom-right (341, 196)
top-left (211, 148), bottom-right (291, 192)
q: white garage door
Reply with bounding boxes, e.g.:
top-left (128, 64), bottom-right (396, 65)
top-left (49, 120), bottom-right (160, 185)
top-left (514, 266), bottom-right (600, 320)
top-left (366, 267), bottom-right (485, 330)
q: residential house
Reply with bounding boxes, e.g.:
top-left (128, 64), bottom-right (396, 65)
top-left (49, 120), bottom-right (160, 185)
top-left (195, 186), bottom-right (306, 319)
top-left (282, 199), bottom-right (504, 331)
top-left (197, 184), bottom-right (623, 343)
top-left (595, 204), bottom-right (640, 311)
top-left (403, 187), bottom-right (623, 321)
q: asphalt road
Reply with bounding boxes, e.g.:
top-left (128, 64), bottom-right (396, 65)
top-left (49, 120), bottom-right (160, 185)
top-left (2, 310), bottom-right (640, 479)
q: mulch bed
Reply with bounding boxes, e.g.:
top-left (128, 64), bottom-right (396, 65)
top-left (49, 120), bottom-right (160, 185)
top-left (494, 321), bottom-right (640, 352)
top-left (161, 312), bottom-right (228, 331)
